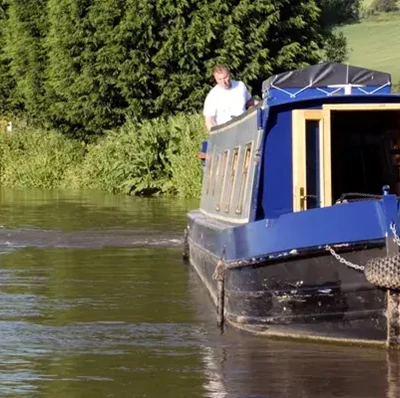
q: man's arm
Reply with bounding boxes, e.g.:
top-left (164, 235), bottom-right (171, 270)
top-left (205, 115), bottom-right (216, 132)
top-left (243, 82), bottom-right (254, 110)
top-left (246, 98), bottom-right (255, 109)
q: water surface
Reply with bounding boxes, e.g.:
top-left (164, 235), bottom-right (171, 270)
top-left (0, 187), bottom-right (398, 397)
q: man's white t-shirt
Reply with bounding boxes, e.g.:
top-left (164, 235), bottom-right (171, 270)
top-left (203, 80), bottom-right (251, 126)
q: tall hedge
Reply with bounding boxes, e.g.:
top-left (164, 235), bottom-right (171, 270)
top-left (5, 0), bottom-right (49, 123)
top-left (46, 0), bottom-right (128, 139)
top-left (0, 1), bottom-right (14, 117)
top-left (1, 0), bottom-right (345, 138)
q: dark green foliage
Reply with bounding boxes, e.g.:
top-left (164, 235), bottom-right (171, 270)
top-left (0, 113), bottom-right (206, 197)
top-left (46, 0), bottom-right (128, 139)
top-left (44, 0), bottom-right (329, 137)
top-left (322, 30), bottom-right (349, 63)
top-left (0, 0), bottom-right (348, 138)
top-left (317, 0), bottom-right (361, 27)
top-left (5, 0), bottom-right (49, 122)
top-left (0, 127), bottom-right (85, 188)
top-left (315, 0), bottom-right (358, 63)
top-left (0, 0), bottom-right (13, 116)
top-left (370, 0), bottom-right (398, 13)
top-left (0, 0), bottom-right (16, 116)
top-left (120, 0), bottom-right (327, 119)
top-left (70, 113), bottom-right (206, 196)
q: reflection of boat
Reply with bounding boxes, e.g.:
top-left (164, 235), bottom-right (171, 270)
top-left (187, 266), bottom-right (400, 398)
top-left (185, 62), bottom-right (400, 348)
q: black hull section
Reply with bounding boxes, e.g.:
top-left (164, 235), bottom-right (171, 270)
top-left (188, 239), bottom-right (388, 344)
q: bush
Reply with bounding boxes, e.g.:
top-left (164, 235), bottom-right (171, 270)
top-left (392, 81), bottom-right (400, 93)
top-left (0, 113), bottom-right (207, 198)
top-left (369, 0), bottom-right (398, 13)
top-left (0, 128), bottom-right (85, 188)
top-left (67, 113), bottom-right (207, 197)
top-left (323, 30), bottom-right (350, 62)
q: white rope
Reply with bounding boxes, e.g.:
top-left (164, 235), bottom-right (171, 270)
top-left (315, 87), bottom-right (342, 96)
top-left (270, 83), bottom-right (312, 98)
top-left (356, 82), bottom-right (391, 95)
top-left (269, 81), bottom-right (390, 98)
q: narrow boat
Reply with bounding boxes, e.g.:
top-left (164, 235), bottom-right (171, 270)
top-left (185, 62), bottom-right (400, 348)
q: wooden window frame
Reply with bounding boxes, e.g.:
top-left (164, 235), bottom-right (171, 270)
top-left (236, 142), bottom-right (252, 214)
top-left (224, 146), bottom-right (240, 213)
top-left (292, 109), bottom-right (331, 212)
top-left (216, 150), bottom-right (229, 211)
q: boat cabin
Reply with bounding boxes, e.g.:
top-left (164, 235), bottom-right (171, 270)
top-left (200, 62), bottom-right (400, 224)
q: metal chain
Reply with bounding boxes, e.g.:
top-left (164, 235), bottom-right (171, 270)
top-left (390, 222), bottom-right (400, 247)
top-left (326, 222), bottom-right (400, 272)
top-left (325, 245), bottom-right (365, 272)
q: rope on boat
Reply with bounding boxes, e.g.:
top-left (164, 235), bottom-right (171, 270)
top-left (326, 222), bottom-right (400, 290)
top-left (365, 254), bottom-right (400, 290)
top-left (327, 221), bottom-right (400, 348)
top-left (363, 222), bottom-right (400, 290)
top-left (336, 192), bottom-right (383, 203)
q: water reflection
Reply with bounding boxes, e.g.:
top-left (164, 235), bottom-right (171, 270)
top-left (188, 268), bottom-right (400, 398)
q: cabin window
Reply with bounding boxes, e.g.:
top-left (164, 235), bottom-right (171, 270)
top-left (236, 142), bottom-right (252, 214)
top-left (206, 154), bottom-right (213, 195)
top-left (224, 147), bottom-right (240, 213)
top-left (330, 110), bottom-right (400, 200)
top-left (216, 150), bottom-right (229, 211)
top-left (212, 154), bottom-right (221, 197)
top-left (305, 120), bottom-right (320, 209)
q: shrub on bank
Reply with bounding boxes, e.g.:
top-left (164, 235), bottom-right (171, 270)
top-left (0, 128), bottom-right (85, 188)
top-left (0, 113), bottom-right (207, 198)
top-left (70, 113), bottom-right (206, 197)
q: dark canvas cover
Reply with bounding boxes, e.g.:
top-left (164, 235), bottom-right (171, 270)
top-left (262, 62), bottom-right (391, 92)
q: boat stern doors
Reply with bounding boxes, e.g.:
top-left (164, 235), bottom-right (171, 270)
top-left (292, 110), bottom-right (332, 211)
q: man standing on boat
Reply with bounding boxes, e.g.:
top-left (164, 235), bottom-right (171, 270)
top-left (203, 64), bottom-right (256, 131)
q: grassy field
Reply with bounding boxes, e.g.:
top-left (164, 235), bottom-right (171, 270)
top-left (341, 2), bottom-right (400, 85)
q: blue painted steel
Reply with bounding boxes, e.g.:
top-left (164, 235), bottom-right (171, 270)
top-left (249, 107), bottom-right (267, 222)
top-left (223, 200), bottom-right (386, 261)
top-left (261, 109), bottom-right (293, 218)
top-left (264, 86), bottom-right (392, 105)
top-left (265, 92), bottom-right (400, 108)
top-left (188, 199), bottom-right (390, 262)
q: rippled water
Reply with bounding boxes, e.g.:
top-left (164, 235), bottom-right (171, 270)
top-left (0, 187), bottom-right (398, 397)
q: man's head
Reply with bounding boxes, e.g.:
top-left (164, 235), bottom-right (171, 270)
top-left (213, 64), bottom-right (231, 89)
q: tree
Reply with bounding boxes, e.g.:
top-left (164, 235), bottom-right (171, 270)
top-left (1, 0), bottom-right (343, 138)
top-left (119, 0), bottom-right (328, 121)
top-left (5, 0), bottom-right (49, 123)
top-left (322, 30), bottom-right (349, 63)
top-left (46, 0), bottom-right (129, 139)
top-left (317, 0), bottom-right (361, 27)
top-left (316, 0), bottom-right (359, 63)
top-left (44, 0), bottom-right (330, 138)
top-left (0, 0), bottom-right (16, 117)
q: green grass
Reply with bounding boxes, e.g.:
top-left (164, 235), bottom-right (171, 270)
top-left (341, 3), bottom-right (400, 85)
